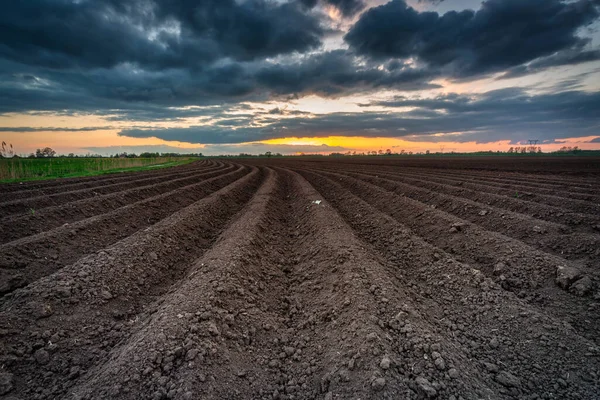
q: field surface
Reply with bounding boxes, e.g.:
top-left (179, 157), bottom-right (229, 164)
top-left (0, 157), bottom-right (599, 400)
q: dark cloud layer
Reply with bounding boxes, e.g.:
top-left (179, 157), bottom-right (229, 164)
top-left (0, 51), bottom-right (437, 115)
top-left (0, 0), bottom-right (324, 70)
top-left (345, 0), bottom-right (600, 77)
top-left (118, 89), bottom-right (600, 144)
top-left (0, 0), bottom-right (599, 148)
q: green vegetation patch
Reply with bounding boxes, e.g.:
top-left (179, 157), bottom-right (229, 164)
top-left (0, 157), bottom-right (197, 183)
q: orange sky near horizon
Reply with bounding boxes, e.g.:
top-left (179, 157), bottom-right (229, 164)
top-left (3, 129), bottom-right (599, 156)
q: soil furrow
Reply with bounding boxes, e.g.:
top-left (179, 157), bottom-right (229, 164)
top-left (366, 168), bottom-right (600, 216)
top-left (0, 163), bottom-right (231, 217)
top-left (0, 163), bottom-right (240, 244)
top-left (302, 169), bottom-right (600, 344)
top-left (307, 167), bottom-right (600, 261)
top-left (317, 165), bottom-right (600, 232)
top-left (292, 156), bottom-right (600, 176)
top-left (408, 168), bottom-right (600, 199)
top-left (0, 166), bottom-right (264, 399)
top-left (407, 167), bottom-right (600, 190)
top-left (0, 160), bottom-right (218, 203)
top-left (0, 159), bottom-right (213, 197)
top-left (297, 167), bottom-right (600, 400)
top-left (0, 165), bottom-right (251, 296)
top-left (377, 168), bottom-right (600, 209)
top-left (340, 164), bottom-right (600, 194)
top-left (0, 161), bottom-right (224, 205)
top-left (70, 167), bottom-right (287, 399)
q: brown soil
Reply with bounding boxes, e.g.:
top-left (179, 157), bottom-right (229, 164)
top-left (0, 157), bottom-right (599, 400)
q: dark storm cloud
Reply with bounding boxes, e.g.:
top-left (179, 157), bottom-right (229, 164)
top-left (345, 0), bottom-right (600, 77)
top-left (255, 50), bottom-right (440, 97)
top-left (499, 50), bottom-right (600, 79)
top-left (0, 51), bottom-right (438, 116)
top-left (118, 89), bottom-right (600, 144)
top-left (0, 0), bottom-right (324, 70)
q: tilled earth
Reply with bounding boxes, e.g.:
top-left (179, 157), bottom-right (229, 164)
top-left (0, 157), bottom-right (599, 400)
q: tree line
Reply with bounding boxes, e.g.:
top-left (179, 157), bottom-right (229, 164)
top-left (0, 144), bottom-right (203, 159)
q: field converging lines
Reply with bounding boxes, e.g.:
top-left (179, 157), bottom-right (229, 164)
top-left (0, 159), bottom-right (599, 400)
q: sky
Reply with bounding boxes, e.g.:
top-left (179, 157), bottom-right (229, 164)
top-left (1, 0), bottom-right (600, 156)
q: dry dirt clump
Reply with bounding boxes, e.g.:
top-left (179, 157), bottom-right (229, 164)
top-left (0, 157), bottom-right (599, 399)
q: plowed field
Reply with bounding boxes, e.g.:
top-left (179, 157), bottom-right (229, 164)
top-left (1, 157), bottom-right (599, 400)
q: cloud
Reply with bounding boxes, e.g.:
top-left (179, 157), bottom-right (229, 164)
top-left (0, 51), bottom-right (438, 115)
top-left (255, 50), bottom-right (440, 97)
top-left (0, 0), bottom-right (598, 119)
top-left (0, 0), bottom-right (325, 71)
top-left (345, 0), bottom-right (600, 77)
top-left (498, 50), bottom-right (600, 79)
top-left (0, 0), bottom-right (599, 151)
top-left (117, 89), bottom-right (600, 144)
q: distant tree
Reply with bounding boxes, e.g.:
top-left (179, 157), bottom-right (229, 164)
top-left (265, 151), bottom-right (272, 158)
top-left (507, 147), bottom-right (514, 153)
top-left (35, 147), bottom-right (56, 158)
top-left (67, 153), bottom-right (76, 158)
top-left (425, 150), bottom-right (430, 155)
top-left (27, 153), bottom-right (36, 159)
top-left (139, 152), bottom-right (160, 158)
top-left (0, 141), bottom-right (15, 158)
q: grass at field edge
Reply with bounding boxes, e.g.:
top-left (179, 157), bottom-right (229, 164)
top-left (0, 158), bottom-right (199, 184)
